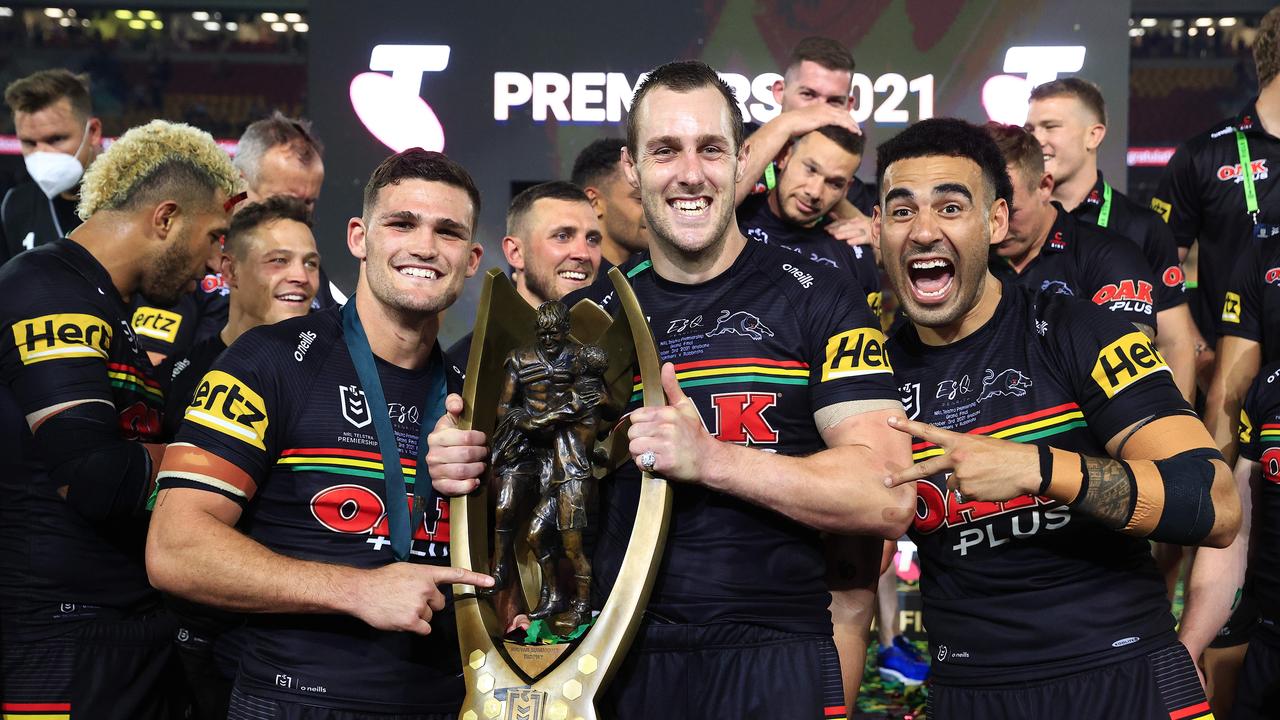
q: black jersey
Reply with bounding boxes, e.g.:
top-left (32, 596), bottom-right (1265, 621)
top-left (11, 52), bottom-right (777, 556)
top-left (991, 205), bottom-right (1158, 331)
top-left (0, 239), bottom-right (165, 636)
top-left (1154, 102), bottom-right (1280, 341)
top-left (1069, 171), bottom-right (1187, 312)
top-left (1218, 235), bottom-right (1280, 365)
top-left (566, 240), bottom-right (898, 634)
top-left (1240, 362), bottom-right (1280, 622)
top-left (0, 182), bottom-right (81, 266)
top-left (736, 191), bottom-right (882, 318)
top-left (157, 308), bottom-right (466, 712)
top-left (163, 333), bottom-right (226, 440)
top-left (889, 283), bottom-right (1188, 685)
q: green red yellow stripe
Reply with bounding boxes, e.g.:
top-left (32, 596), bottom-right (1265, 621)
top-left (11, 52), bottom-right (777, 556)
top-left (630, 357), bottom-right (809, 401)
top-left (277, 447), bottom-right (420, 484)
top-left (2, 702), bottom-right (71, 720)
top-left (912, 402), bottom-right (1085, 461)
top-left (1260, 423), bottom-right (1280, 441)
top-left (107, 361), bottom-right (163, 401)
top-left (1169, 700), bottom-right (1214, 719)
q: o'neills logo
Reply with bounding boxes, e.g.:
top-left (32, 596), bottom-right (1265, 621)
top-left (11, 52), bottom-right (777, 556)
top-left (782, 263), bottom-right (814, 289)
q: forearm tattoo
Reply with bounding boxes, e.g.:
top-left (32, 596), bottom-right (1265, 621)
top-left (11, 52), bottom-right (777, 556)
top-left (1073, 456), bottom-right (1134, 530)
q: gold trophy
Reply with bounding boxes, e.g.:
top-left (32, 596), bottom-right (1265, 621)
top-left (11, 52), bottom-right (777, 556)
top-left (451, 268), bottom-right (671, 720)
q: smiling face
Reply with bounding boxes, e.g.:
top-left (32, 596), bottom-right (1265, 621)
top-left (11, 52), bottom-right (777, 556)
top-left (623, 85), bottom-right (743, 260)
top-left (1025, 95), bottom-right (1103, 187)
top-left (349, 178), bottom-right (483, 317)
top-left (227, 218), bottom-right (320, 326)
top-left (507, 197), bottom-right (602, 305)
top-left (774, 131), bottom-right (860, 226)
top-left (777, 60), bottom-right (854, 112)
top-left (874, 155), bottom-right (1007, 331)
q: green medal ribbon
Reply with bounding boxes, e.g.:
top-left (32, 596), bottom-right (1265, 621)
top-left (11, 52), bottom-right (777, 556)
top-left (1236, 129), bottom-right (1260, 223)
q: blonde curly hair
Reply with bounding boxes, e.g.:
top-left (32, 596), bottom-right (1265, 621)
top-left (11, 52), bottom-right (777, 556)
top-left (77, 119), bottom-right (240, 220)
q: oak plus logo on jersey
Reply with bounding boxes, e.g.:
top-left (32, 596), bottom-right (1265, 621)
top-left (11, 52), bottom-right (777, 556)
top-left (309, 484), bottom-right (449, 553)
top-left (1266, 267), bottom-right (1280, 286)
top-left (1092, 279), bottom-right (1154, 315)
top-left (350, 45), bottom-right (449, 153)
top-left (1217, 158), bottom-right (1269, 184)
top-left (913, 480), bottom-right (1071, 556)
top-left (1090, 331), bottom-right (1170, 399)
top-left (709, 392), bottom-right (778, 444)
top-left (186, 370), bottom-right (269, 449)
top-left (821, 327), bottom-right (892, 381)
top-left (13, 312), bottom-right (112, 365)
top-left (1163, 265), bottom-right (1186, 288)
top-left (131, 306), bottom-right (182, 344)
top-left (1263, 447), bottom-right (1280, 484)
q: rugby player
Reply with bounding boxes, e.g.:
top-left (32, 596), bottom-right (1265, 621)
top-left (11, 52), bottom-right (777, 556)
top-left (737, 36), bottom-right (872, 245)
top-left (429, 60), bottom-right (914, 719)
top-left (1, 69), bottom-right (102, 262)
top-left (1027, 78), bottom-right (1198, 402)
top-left (985, 122), bottom-right (1159, 334)
top-left (873, 117), bottom-right (1240, 718)
top-left (147, 149), bottom-right (493, 719)
top-left (0, 119), bottom-right (236, 719)
top-left (736, 124), bottom-right (881, 319)
top-left (571, 137), bottom-right (651, 268)
top-left (447, 181), bottom-right (601, 363)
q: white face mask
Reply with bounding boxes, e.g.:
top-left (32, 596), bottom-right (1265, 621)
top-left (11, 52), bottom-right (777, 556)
top-left (23, 120), bottom-right (91, 199)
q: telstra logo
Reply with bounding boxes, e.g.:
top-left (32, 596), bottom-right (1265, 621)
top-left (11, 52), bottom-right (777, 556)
top-left (982, 46), bottom-right (1086, 126)
top-left (350, 44), bottom-right (450, 153)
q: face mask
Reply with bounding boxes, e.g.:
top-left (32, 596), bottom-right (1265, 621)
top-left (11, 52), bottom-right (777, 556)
top-left (23, 120), bottom-right (91, 199)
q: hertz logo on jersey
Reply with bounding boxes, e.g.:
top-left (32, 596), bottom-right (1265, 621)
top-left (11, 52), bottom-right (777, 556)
top-left (131, 306), bottom-right (183, 344)
top-left (13, 312), bottom-right (112, 365)
top-left (186, 370), bottom-right (269, 449)
top-left (821, 327), bottom-right (892, 381)
top-left (1091, 331), bottom-right (1171, 398)
top-left (1222, 291), bottom-right (1242, 324)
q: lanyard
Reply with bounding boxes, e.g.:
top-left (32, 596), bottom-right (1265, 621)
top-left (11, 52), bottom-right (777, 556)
top-left (341, 300), bottom-right (446, 561)
top-left (1097, 182), bottom-right (1113, 229)
top-left (1236, 129), bottom-right (1260, 223)
top-left (763, 161), bottom-right (777, 191)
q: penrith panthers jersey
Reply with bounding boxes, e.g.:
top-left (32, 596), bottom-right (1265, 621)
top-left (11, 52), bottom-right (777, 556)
top-left (158, 307), bottom-right (465, 713)
top-left (1239, 362), bottom-right (1280, 622)
top-left (0, 239), bottom-right (165, 637)
top-left (888, 283), bottom-right (1190, 685)
top-left (1218, 234), bottom-right (1280, 365)
top-left (566, 239), bottom-right (899, 635)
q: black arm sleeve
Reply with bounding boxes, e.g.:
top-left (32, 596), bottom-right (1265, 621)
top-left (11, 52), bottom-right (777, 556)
top-left (34, 401), bottom-right (154, 522)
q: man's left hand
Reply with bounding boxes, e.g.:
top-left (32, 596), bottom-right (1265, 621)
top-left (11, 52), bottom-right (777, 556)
top-left (884, 416), bottom-right (1040, 501)
top-left (627, 363), bottom-right (716, 483)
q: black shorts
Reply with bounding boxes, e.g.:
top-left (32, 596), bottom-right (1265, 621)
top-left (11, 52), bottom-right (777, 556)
top-left (0, 608), bottom-right (182, 720)
top-left (1232, 620), bottom-right (1280, 719)
top-left (1209, 589), bottom-right (1257, 649)
top-left (227, 686), bottom-right (456, 719)
top-left (173, 621), bottom-right (237, 720)
top-left (927, 641), bottom-right (1210, 719)
top-left (600, 621), bottom-right (846, 720)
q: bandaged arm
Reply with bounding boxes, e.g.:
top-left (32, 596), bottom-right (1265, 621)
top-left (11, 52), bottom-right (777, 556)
top-left (1036, 414), bottom-right (1240, 547)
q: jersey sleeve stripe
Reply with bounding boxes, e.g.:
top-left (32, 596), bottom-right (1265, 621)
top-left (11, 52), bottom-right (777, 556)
top-left (157, 442), bottom-right (257, 499)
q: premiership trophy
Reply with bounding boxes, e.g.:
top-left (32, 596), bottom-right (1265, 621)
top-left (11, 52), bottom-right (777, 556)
top-left (451, 268), bottom-right (671, 720)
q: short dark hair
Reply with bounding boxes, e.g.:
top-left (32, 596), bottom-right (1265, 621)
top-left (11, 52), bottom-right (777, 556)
top-left (811, 124), bottom-right (865, 157)
top-left (1256, 6), bottom-right (1280, 88)
top-left (506, 181), bottom-right (590, 236)
top-left (875, 117), bottom-right (1013, 209)
top-left (4, 68), bottom-right (92, 119)
top-left (362, 148), bottom-right (481, 231)
top-left (788, 36), bottom-right (856, 74)
top-left (626, 61), bottom-right (743, 157)
top-left (235, 111), bottom-right (324, 188)
top-left (571, 138), bottom-right (625, 188)
top-left (983, 122), bottom-right (1043, 189)
top-left (1029, 78), bottom-right (1107, 125)
top-left (225, 195), bottom-right (313, 258)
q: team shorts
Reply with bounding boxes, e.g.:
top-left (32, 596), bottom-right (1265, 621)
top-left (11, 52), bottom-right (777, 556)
top-left (0, 607), bottom-right (182, 720)
top-left (600, 620), bottom-right (847, 720)
top-left (1232, 619), bottom-right (1280, 719)
top-left (227, 686), bottom-right (456, 719)
top-left (927, 640), bottom-right (1210, 719)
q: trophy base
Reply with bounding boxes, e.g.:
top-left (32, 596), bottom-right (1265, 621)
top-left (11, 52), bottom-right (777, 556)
top-left (502, 640), bottom-right (573, 678)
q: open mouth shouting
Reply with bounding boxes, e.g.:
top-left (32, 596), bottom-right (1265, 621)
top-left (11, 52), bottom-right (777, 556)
top-left (905, 256), bottom-right (956, 305)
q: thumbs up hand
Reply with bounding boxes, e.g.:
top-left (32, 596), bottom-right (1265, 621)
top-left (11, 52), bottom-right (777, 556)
top-left (627, 362), bottom-right (718, 484)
